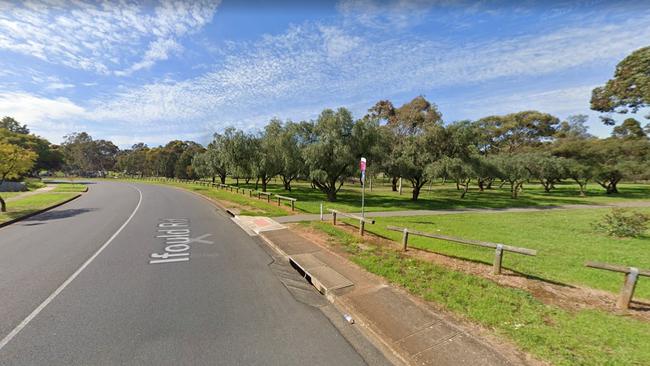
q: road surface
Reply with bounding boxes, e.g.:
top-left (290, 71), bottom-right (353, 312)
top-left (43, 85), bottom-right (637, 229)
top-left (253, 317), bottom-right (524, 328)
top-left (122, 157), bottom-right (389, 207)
top-left (0, 181), bottom-right (377, 365)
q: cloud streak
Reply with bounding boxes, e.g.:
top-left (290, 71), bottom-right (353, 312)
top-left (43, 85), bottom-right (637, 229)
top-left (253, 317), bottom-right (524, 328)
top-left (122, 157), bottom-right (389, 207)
top-left (0, 0), bottom-right (220, 75)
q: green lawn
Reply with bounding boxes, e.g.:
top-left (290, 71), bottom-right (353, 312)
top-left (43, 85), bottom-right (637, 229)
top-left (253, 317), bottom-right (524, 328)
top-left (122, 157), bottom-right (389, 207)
top-left (351, 208), bottom-right (650, 299)
top-left (308, 221), bottom-right (650, 366)
top-left (217, 178), bottom-right (650, 214)
top-left (0, 192), bottom-right (81, 224)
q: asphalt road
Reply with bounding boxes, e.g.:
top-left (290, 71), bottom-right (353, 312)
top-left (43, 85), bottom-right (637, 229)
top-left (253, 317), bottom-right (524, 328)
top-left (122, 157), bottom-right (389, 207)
top-left (0, 181), bottom-right (373, 365)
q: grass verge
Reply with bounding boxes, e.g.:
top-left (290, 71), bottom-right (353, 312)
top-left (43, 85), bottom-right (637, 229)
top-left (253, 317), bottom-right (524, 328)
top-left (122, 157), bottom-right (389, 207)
top-left (120, 178), bottom-right (289, 216)
top-left (307, 221), bottom-right (650, 366)
top-left (350, 208), bottom-right (650, 299)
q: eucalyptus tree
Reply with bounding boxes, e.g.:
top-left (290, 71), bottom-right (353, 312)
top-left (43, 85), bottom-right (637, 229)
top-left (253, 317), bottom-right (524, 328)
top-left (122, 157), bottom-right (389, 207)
top-left (591, 46), bottom-right (650, 117)
top-left (303, 108), bottom-right (380, 201)
top-left (379, 96), bottom-right (445, 200)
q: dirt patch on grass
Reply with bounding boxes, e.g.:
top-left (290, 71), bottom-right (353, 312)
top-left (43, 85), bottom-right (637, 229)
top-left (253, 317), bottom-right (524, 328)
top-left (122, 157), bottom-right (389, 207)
top-left (296, 221), bottom-right (650, 322)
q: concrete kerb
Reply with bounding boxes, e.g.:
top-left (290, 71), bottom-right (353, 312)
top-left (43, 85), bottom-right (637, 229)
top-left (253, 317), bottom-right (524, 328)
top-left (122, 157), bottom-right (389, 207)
top-left (240, 217), bottom-right (519, 366)
top-left (0, 193), bottom-right (83, 229)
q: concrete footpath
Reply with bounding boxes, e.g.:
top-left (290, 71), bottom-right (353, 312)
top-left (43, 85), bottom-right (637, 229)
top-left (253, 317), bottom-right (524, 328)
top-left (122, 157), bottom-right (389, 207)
top-left (233, 216), bottom-right (522, 366)
top-left (274, 200), bottom-right (650, 223)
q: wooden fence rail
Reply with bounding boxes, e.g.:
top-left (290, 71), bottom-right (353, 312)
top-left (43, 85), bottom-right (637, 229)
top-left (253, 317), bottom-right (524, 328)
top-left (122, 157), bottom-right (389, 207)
top-left (275, 195), bottom-right (297, 211)
top-left (585, 261), bottom-right (650, 310)
top-left (256, 191), bottom-right (272, 202)
top-left (328, 209), bottom-right (375, 236)
top-left (386, 225), bottom-right (537, 275)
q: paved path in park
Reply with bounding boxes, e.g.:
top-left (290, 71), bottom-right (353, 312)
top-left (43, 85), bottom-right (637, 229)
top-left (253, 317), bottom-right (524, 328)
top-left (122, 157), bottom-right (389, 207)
top-left (5, 185), bottom-right (55, 202)
top-left (275, 200), bottom-right (650, 223)
top-left (0, 181), bottom-right (380, 365)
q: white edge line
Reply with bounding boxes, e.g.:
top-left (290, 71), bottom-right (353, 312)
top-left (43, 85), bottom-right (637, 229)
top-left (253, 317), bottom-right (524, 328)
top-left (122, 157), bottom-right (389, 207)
top-left (0, 184), bottom-right (143, 351)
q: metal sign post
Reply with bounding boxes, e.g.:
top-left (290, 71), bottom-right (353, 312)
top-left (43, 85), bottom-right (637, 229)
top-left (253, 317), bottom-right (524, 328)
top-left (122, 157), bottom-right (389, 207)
top-left (360, 157), bottom-right (366, 218)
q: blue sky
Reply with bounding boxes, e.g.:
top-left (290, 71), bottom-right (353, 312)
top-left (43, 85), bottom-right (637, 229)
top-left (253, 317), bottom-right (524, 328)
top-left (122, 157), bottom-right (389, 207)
top-left (0, 0), bottom-right (649, 147)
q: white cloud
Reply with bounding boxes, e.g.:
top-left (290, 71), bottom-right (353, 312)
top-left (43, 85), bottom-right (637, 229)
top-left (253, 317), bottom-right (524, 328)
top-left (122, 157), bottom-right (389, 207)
top-left (0, 92), bottom-right (87, 141)
top-left (0, 0), bottom-right (220, 75)
top-left (45, 82), bottom-right (75, 90)
top-left (88, 13), bottom-right (650, 130)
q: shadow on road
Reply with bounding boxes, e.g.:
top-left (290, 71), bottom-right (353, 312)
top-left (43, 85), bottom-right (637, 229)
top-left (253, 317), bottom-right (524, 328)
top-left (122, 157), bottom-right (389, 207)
top-left (22, 208), bottom-right (97, 222)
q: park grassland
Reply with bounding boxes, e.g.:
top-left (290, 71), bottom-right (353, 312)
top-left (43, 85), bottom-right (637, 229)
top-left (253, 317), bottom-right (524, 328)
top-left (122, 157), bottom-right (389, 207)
top-left (0, 183), bottom-right (87, 224)
top-left (223, 179), bottom-right (650, 214)
top-left (349, 207), bottom-right (650, 299)
top-left (307, 221), bottom-right (650, 366)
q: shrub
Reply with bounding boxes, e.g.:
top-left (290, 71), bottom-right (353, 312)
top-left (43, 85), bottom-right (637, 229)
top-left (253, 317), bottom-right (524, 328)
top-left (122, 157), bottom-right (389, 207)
top-left (593, 208), bottom-right (650, 237)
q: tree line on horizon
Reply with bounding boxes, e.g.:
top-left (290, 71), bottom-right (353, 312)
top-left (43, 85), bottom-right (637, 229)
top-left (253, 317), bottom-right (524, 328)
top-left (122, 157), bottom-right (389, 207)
top-left (1, 46), bottom-right (649, 207)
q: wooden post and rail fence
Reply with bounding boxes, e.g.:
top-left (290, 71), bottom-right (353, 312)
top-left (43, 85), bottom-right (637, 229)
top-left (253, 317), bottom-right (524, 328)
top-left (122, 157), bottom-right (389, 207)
top-left (386, 225), bottom-right (537, 275)
top-left (275, 195), bottom-right (297, 211)
top-left (585, 261), bottom-right (650, 310)
top-left (328, 209), bottom-right (375, 236)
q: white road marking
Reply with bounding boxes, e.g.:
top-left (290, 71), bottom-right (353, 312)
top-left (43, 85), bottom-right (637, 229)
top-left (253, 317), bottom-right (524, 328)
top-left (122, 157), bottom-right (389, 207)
top-left (0, 184), bottom-right (144, 351)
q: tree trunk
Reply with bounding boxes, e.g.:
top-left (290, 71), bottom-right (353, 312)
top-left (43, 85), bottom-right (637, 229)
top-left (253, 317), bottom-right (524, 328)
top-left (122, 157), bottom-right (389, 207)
top-left (0, 195), bottom-right (5, 212)
top-left (499, 180), bottom-right (506, 189)
top-left (211, 176), bottom-right (215, 184)
top-left (460, 182), bottom-right (469, 199)
top-left (486, 179), bottom-right (494, 189)
top-left (326, 189), bottom-right (337, 202)
top-left (255, 178), bottom-right (259, 190)
top-left (391, 176), bottom-right (398, 192)
top-left (411, 185), bottom-right (421, 201)
top-left (262, 178), bottom-right (268, 192)
top-left (456, 181), bottom-right (460, 190)
top-left (220, 174), bottom-right (226, 184)
top-left (478, 179), bottom-right (485, 192)
top-left (282, 176), bottom-right (292, 191)
top-left (510, 182), bottom-right (518, 198)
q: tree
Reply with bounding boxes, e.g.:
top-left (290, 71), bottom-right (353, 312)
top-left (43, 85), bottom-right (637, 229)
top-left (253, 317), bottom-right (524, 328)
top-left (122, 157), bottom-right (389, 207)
top-left (61, 132), bottom-right (118, 176)
top-left (380, 96), bottom-right (445, 200)
top-left (0, 127), bottom-right (63, 173)
top-left (193, 133), bottom-right (229, 184)
top-left (612, 118), bottom-right (647, 139)
top-left (303, 108), bottom-right (379, 201)
top-left (278, 121), bottom-right (309, 191)
top-left (492, 154), bottom-right (531, 198)
top-left (591, 46), bottom-right (650, 115)
top-left (475, 111), bottom-right (560, 153)
top-left (564, 159), bottom-right (593, 196)
top-left (555, 115), bottom-right (592, 139)
top-left (252, 119), bottom-right (285, 192)
top-left (523, 153), bottom-right (568, 192)
top-left (428, 156), bottom-right (477, 198)
top-left (0, 142), bottom-right (36, 212)
top-left (174, 142), bottom-right (204, 179)
top-left (1, 117), bottom-right (29, 134)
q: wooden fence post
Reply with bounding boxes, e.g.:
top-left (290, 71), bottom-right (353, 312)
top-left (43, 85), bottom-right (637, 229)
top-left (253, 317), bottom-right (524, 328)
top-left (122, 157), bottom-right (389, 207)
top-left (618, 267), bottom-right (639, 310)
top-left (332, 211), bottom-right (337, 226)
top-left (402, 228), bottom-right (409, 252)
top-left (359, 219), bottom-right (365, 236)
top-left (493, 244), bottom-right (503, 274)
top-left (277, 197), bottom-right (281, 206)
top-left (291, 200), bottom-right (295, 211)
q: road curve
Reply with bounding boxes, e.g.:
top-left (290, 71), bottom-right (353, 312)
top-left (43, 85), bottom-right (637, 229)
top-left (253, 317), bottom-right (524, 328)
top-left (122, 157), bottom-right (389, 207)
top-left (0, 181), bottom-right (369, 365)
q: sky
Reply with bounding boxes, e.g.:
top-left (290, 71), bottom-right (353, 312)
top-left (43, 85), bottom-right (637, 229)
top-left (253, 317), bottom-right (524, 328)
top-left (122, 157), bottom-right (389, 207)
top-left (0, 0), bottom-right (648, 148)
